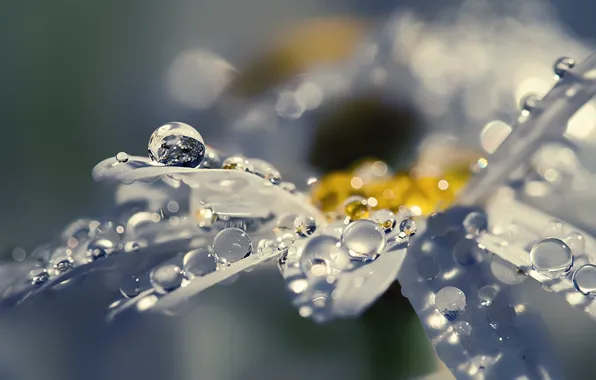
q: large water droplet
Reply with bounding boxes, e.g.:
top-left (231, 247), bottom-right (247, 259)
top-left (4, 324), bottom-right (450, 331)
top-left (462, 212), bottom-right (488, 237)
top-left (120, 275), bottom-right (142, 298)
top-left (435, 286), bottom-right (466, 321)
top-left (529, 238), bottom-right (573, 276)
top-left (183, 247), bottom-right (217, 278)
top-left (478, 285), bottom-right (498, 306)
top-left (453, 238), bottom-right (484, 266)
top-left (341, 220), bottom-right (387, 261)
top-left (371, 209), bottom-right (397, 234)
top-left (150, 264), bottom-right (184, 294)
top-left (294, 215), bottom-right (317, 237)
top-left (573, 264), bottom-right (596, 296)
top-left (212, 228), bottom-right (253, 263)
top-left (148, 122), bottom-right (206, 168)
top-left (554, 56), bottom-right (575, 78)
top-left (299, 235), bottom-right (350, 277)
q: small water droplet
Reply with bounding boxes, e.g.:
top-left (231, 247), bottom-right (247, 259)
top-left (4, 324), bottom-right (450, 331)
top-left (119, 275), bottom-right (142, 298)
top-left (116, 152), bottom-right (129, 163)
top-left (463, 212), bottom-right (488, 237)
top-left (341, 220), bottom-right (387, 261)
top-left (530, 238), bottom-right (573, 276)
top-left (150, 264), bottom-right (184, 294)
top-left (195, 206), bottom-right (217, 228)
top-left (573, 264), bottom-right (596, 296)
top-left (398, 217), bottom-right (417, 238)
top-left (299, 235), bottom-right (350, 277)
top-left (565, 232), bottom-right (585, 254)
top-left (554, 56), bottom-right (575, 78)
top-left (435, 286), bottom-right (466, 321)
top-left (124, 241), bottom-right (141, 252)
top-left (520, 94), bottom-right (539, 114)
top-left (212, 228), bottom-right (253, 263)
top-left (342, 196), bottom-right (370, 221)
top-left (294, 215), bottom-right (317, 237)
top-left (199, 147), bottom-right (221, 169)
top-left (276, 91), bottom-right (305, 120)
top-left (478, 285), bottom-right (499, 306)
top-left (183, 247), bottom-right (217, 278)
top-left (276, 233), bottom-right (295, 252)
top-left (221, 155), bottom-right (253, 172)
top-left (453, 238), bottom-right (484, 266)
top-left (87, 239), bottom-right (115, 259)
top-left (249, 158), bottom-right (282, 185)
top-left (29, 268), bottom-right (49, 285)
top-left (371, 209), bottom-right (397, 234)
top-left (148, 122), bottom-right (206, 167)
top-left (52, 255), bottom-right (74, 274)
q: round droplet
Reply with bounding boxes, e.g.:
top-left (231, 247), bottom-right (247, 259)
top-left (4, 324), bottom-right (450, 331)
top-left (87, 239), bottom-right (115, 259)
top-left (453, 239), bottom-right (484, 266)
top-left (53, 256), bottom-right (74, 274)
top-left (416, 256), bottom-right (440, 280)
top-left (341, 220), bottom-right (387, 261)
top-left (150, 264), bottom-right (184, 294)
top-left (371, 209), bottom-right (397, 234)
top-left (119, 275), bottom-right (142, 298)
top-left (249, 158), bottom-right (282, 185)
top-left (276, 91), bottom-right (305, 120)
top-left (565, 232), bottom-right (585, 254)
top-left (573, 264), bottom-right (596, 296)
top-left (530, 238), bottom-right (573, 275)
top-left (478, 286), bottom-right (499, 306)
top-left (199, 147), bottom-right (221, 169)
top-left (399, 217), bottom-right (417, 238)
top-left (116, 152), bottom-right (129, 163)
top-left (276, 213), bottom-right (298, 234)
top-left (29, 268), bottom-right (49, 285)
top-left (520, 94), bottom-right (539, 113)
top-left (212, 228), bottom-right (253, 263)
top-left (342, 196), bottom-right (370, 221)
top-left (463, 212), bottom-right (488, 237)
top-left (221, 155), bottom-right (253, 172)
top-left (294, 215), bottom-right (317, 237)
top-left (426, 212), bottom-right (451, 237)
top-left (276, 233), bottom-right (295, 252)
top-left (435, 286), bottom-right (466, 321)
top-left (183, 247), bottom-right (217, 278)
top-left (148, 122), bottom-right (206, 168)
top-left (554, 56), bottom-right (575, 78)
top-left (299, 235), bottom-right (350, 277)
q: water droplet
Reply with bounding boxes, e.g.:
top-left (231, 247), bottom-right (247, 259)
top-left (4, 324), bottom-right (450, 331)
top-left (148, 122), bottom-right (205, 168)
top-left (463, 212), bottom-right (488, 237)
top-left (530, 238), bottom-right (573, 276)
top-left (453, 238), bottom-right (484, 266)
top-left (249, 158), bottom-right (282, 185)
top-left (294, 215), bottom-right (317, 237)
top-left (342, 196), bottom-right (370, 221)
top-left (29, 268), bottom-right (49, 285)
top-left (287, 278), bottom-right (309, 294)
top-left (195, 206), bottom-right (217, 228)
top-left (341, 220), bottom-right (387, 261)
top-left (116, 152), bottom-right (129, 163)
top-left (520, 94), bottom-right (539, 114)
top-left (87, 239), bottom-right (115, 259)
top-left (416, 256), bottom-right (440, 280)
top-left (565, 232), bottom-right (585, 254)
top-left (124, 241), bottom-right (142, 252)
top-left (299, 235), bottom-right (351, 277)
top-left (150, 264), bottom-right (184, 294)
top-left (435, 286), bottom-right (466, 321)
top-left (221, 155), bottom-right (253, 172)
top-left (398, 217), bottom-right (417, 238)
top-left (276, 91), bottom-right (305, 120)
top-left (426, 212), bottom-right (451, 237)
top-left (12, 247), bottom-right (26, 262)
top-left (183, 247), bottom-right (217, 278)
top-left (212, 228), bottom-right (253, 263)
top-left (276, 233), bottom-right (295, 252)
top-left (478, 286), bottom-right (498, 306)
top-left (119, 275), bottom-right (142, 298)
top-left (554, 56), bottom-right (575, 78)
top-left (199, 147), bottom-right (221, 169)
top-left (573, 264), bottom-right (596, 296)
top-left (52, 255), bottom-right (74, 274)
top-left (371, 209), bottom-right (397, 234)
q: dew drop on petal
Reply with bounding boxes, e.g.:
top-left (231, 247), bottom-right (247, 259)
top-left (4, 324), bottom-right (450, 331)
top-left (294, 215), bottom-right (317, 237)
top-left (573, 264), bottom-right (596, 296)
top-left (119, 275), bottom-right (142, 298)
top-left (183, 247), bottom-right (217, 278)
top-left (212, 228), bottom-right (253, 263)
top-left (435, 286), bottom-right (466, 321)
top-left (299, 235), bottom-right (350, 277)
top-left (371, 209), bottom-right (397, 234)
top-left (148, 122), bottom-right (206, 168)
top-left (530, 238), bottom-right (573, 276)
top-left (340, 220), bottom-right (387, 261)
top-left (150, 264), bottom-right (184, 294)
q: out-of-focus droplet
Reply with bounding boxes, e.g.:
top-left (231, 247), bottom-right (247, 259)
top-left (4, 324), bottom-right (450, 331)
top-left (276, 91), bottom-right (305, 120)
top-left (565, 232), bottom-right (585, 254)
top-left (573, 264), bottom-right (596, 296)
top-left (276, 213), bottom-right (298, 235)
top-left (371, 209), bottom-right (397, 234)
top-left (276, 233), bottom-right (295, 253)
top-left (294, 215), bottom-right (317, 237)
top-left (221, 155), bottom-right (253, 172)
top-left (199, 147), bottom-right (221, 169)
top-left (148, 122), bottom-right (206, 168)
top-left (341, 220), bottom-right (387, 261)
top-left (183, 247), bottom-right (217, 278)
top-left (520, 94), bottom-right (539, 114)
top-left (478, 285), bottom-right (498, 306)
top-left (249, 158), bottom-right (282, 185)
top-left (88, 239), bottom-right (115, 259)
top-left (116, 152), bottom-right (129, 163)
top-left (529, 238), bottom-right (573, 276)
top-left (480, 121), bottom-right (512, 154)
top-left (29, 268), bottom-right (49, 285)
top-left (299, 235), bottom-right (350, 277)
top-left (150, 264), bottom-right (184, 294)
top-left (554, 56), bottom-right (575, 78)
top-left (120, 275), bottom-right (142, 298)
top-left (212, 228), bottom-right (253, 263)
top-left (52, 255), bottom-right (74, 274)
top-left (462, 212), bottom-right (488, 237)
top-left (195, 206), bottom-right (217, 227)
top-left (453, 238), bottom-right (484, 266)
top-left (416, 256), bottom-right (440, 280)
top-left (398, 217), bottom-right (417, 238)
top-left (342, 196), bottom-right (370, 221)
top-left (426, 212), bottom-right (451, 237)
top-left (435, 286), bottom-right (466, 321)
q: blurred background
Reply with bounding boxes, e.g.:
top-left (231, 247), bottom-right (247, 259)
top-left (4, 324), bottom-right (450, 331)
top-left (3, 0), bottom-right (596, 379)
